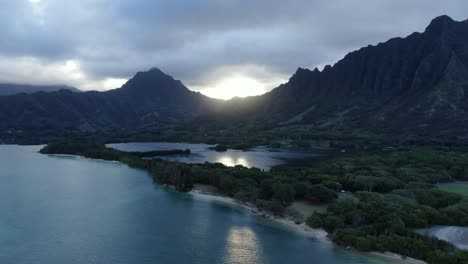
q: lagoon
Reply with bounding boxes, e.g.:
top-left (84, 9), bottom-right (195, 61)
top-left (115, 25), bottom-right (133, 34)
top-left (107, 142), bottom-right (326, 170)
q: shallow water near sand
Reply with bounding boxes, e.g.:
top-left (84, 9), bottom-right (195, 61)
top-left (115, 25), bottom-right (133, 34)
top-left (0, 145), bottom-right (393, 264)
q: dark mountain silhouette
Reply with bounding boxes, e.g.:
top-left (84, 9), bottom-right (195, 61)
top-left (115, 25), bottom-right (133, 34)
top-left (0, 83), bottom-right (80, 95)
top-left (0, 68), bottom-right (220, 134)
top-left (207, 15), bottom-right (468, 140)
top-left (2, 15), bottom-right (468, 142)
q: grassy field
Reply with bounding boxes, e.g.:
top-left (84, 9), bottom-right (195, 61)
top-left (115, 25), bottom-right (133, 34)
top-left (438, 182), bottom-right (468, 197)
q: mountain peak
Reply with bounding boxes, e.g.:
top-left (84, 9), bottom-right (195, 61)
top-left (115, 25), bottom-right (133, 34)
top-left (425, 15), bottom-right (456, 35)
top-left (120, 68), bottom-right (187, 95)
top-left (147, 67), bottom-right (165, 74)
top-left (134, 67), bottom-right (170, 78)
top-left (295, 67), bottom-right (312, 74)
top-left (290, 67), bottom-right (313, 82)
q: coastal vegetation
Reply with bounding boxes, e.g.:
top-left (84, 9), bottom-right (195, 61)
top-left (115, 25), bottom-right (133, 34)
top-left (120, 149), bottom-right (191, 157)
top-left (40, 141), bottom-right (468, 263)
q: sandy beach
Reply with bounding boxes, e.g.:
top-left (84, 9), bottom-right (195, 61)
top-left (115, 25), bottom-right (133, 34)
top-left (368, 252), bottom-right (427, 264)
top-left (189, 189), bottom-right (330, 241)
top-left (188, 189), bottom-right (427, 264)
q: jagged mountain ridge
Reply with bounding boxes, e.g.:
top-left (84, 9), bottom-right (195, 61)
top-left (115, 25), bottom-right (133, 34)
top-left (209, 15), bottom-right (468, 139)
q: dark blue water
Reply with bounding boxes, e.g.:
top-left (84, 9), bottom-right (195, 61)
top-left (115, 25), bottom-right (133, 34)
top-left (0, 145), bottom-right (391, 264)
top-left (107, 142), bottom-right (322, 170)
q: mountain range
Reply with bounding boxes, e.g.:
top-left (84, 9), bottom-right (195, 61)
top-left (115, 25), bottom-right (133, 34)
top-left (1, 15), bottom-right (468, 143)
top-left (0, 84), bottom-right (79, 96)
top-left (199, 15), bottom-right (468, 141)
top-left (0, 68), bottom-right (219, 135)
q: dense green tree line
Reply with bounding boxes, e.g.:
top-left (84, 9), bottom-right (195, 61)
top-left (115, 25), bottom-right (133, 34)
top-left (312, 149), bottom-right (468, 193)
top-left (308, 192), bottom-right (468, 263)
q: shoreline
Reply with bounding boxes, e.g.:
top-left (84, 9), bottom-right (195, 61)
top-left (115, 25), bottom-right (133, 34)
top-left (46, 153), bottom-right (123, 164)
top-left (188, 189), bottom-right (427, 264)
top-left (189, 190), bottom-right (330, 242)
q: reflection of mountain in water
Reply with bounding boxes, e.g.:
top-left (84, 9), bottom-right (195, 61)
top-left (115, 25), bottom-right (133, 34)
top-left (417, 226), bottom-right (468, 250)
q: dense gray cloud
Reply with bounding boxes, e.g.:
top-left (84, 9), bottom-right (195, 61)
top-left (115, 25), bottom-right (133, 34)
top-left (0, 0), bottom-right (467, 98)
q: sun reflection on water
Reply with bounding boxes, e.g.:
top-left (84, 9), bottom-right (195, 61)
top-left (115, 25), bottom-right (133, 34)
top-left (223, 227), bottom-right (264, 264)
top-left (216, 156), bottom-right (251, 168)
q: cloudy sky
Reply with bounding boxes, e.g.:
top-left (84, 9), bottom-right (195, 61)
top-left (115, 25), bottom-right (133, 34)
top-left (0, 0), bottom-right (467, 99)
